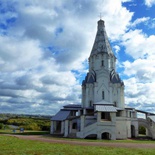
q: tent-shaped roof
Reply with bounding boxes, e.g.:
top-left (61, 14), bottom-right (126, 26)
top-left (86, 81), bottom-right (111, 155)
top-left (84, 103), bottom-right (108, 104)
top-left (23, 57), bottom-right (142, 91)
top-left (90, 20), bottom-right (114, 57)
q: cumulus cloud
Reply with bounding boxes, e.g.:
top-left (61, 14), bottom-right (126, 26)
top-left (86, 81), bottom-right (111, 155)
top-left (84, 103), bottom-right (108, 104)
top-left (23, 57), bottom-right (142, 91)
top-left (131, 17), bottom-right (150, 27)
top-left (121, 29), bottom-right (155, 59)
top-left (2, 0), bottom-right (154, 115)
top-left (0, 36), bottom-right (42, 71)
top-left (124, 78), bottom-right (155, 112)
top-left (120, 16), bottom-right (155, 113)
top-left (145, 0), bottom-right (155, 7)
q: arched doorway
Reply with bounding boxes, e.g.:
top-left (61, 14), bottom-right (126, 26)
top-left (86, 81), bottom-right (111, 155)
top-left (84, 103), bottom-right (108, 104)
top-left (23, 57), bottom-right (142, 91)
top-left (102, 132), bottom-right (110, 140)
top-left (138, 118), bottom-right (153, 138)
top-left (131, 125), bottom-right (135, 138)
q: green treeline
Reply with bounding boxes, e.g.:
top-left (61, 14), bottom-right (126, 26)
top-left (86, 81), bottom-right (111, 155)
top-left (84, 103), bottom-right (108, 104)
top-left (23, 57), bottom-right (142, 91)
top-left (0, 117), bottom-right (50, 131)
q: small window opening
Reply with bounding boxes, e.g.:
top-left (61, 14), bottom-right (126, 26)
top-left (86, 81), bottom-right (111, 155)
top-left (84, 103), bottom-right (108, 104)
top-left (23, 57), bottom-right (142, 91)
top-left (89, 101), bottom-right (93, 107)
top-left (72, 123), bottom-right (77, 129)
top-left (101, 60), bottom-right (104, 66)
top-left (101, 112), bottom-right (111, 121)
top-left (116, 111), bottom-right (121, 117)
top-left (102, 91), bottom-right (104, 99)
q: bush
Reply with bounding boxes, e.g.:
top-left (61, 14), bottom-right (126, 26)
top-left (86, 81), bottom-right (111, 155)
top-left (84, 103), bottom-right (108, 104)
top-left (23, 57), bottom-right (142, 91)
top-left (0, 123), bottom-right (4, 129)
top-left (5, 117), bottom-right (50, 131)
top-left (20, 123), bottom-right (41, 131)
top-left (139, 126), bottom-right (146, 135)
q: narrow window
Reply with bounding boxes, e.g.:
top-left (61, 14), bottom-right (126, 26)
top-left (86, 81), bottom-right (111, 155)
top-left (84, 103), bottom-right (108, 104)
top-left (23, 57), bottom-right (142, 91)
top-left (101, 60), bottom-right (104, 66)
top-left (89, 101), bottom-right (92, 107)
top-left (102, 91), bottom-right (104, 99)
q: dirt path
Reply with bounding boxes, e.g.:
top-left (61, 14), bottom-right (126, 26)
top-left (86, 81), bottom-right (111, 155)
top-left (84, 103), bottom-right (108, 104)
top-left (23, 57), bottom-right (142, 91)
top-left (4, 134), bottom-right (155, 149)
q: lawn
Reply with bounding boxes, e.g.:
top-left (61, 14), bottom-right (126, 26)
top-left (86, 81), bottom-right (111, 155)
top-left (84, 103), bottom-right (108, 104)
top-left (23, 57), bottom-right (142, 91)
top-left (0, 129), bottom-right (49, 135)
top-left (0, 135), bottom-right (155, 155)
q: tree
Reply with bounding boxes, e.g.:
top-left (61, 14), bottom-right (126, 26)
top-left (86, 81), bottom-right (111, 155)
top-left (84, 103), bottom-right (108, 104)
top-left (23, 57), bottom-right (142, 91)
top-left (0, 123), bottom-right (4, 129)
top-left (139, 126), bottom-right (146, 135)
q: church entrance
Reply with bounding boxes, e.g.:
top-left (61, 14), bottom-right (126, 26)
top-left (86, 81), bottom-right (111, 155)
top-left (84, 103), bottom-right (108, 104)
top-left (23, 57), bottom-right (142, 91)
top-left (101, 132), bottom-right (111, 140)
top-left (139, 125), bottom-right (147, 136)
top-left (72, 123), bottom-right (77, 129)
top-left (131, 125), bottom-right (135, 138)
top-left (55, 121), bottom-right (61, 133)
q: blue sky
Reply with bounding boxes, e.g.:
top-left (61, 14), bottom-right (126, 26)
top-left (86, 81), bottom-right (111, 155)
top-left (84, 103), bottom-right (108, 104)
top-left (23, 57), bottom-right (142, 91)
top-left (0, 0), bottom-right (155, 115)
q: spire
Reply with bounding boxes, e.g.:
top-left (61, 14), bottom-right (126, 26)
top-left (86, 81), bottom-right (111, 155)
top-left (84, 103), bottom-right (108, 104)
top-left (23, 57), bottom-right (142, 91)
top-left (90, 20), bottom-right (113, 57)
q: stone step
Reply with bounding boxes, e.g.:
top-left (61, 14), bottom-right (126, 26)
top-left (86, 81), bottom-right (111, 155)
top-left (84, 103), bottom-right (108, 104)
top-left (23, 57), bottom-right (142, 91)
top-left (68, 133), bottom-right (76, 138)
top-left (50, 133), bottom-right (64, 137)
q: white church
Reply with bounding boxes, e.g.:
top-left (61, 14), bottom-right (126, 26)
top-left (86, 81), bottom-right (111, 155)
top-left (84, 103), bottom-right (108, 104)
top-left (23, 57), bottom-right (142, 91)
top-left (50, 19), bottom-right (155, 140)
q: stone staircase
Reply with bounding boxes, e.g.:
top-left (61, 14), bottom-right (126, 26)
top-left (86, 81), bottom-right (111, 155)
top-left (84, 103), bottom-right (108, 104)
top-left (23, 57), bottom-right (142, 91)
top-left (50, 133), bottom-right (64, 137)
top-left (77, 122), bottom-right (97, 138)
top-left (67, 133), bottom-right (76, 138)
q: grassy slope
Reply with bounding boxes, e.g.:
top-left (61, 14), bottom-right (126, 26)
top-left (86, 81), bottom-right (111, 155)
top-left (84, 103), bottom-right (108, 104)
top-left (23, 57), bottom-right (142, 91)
top-left (0, 135), bottom-right (155, 155)
top-left (0, 129), bottom-right (49, 135)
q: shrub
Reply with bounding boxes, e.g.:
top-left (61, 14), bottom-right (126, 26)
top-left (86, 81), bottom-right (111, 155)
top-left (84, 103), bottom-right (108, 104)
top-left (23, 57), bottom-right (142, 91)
top-left (20, 123), bottom-right (41, 131)
top-left (5, 117), bottom-right (50, 131)
top-left (139, 126), bottom-right (146, 135)
top-left (0, 123), bottom-right (4, 129)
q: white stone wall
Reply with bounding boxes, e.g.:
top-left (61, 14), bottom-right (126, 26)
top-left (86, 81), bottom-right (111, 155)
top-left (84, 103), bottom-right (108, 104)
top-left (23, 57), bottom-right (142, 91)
top-left (151, 122), bottom-right (155, 139)
top-left (82, 50), bottom-right (125, 108)
top-left (116, 118), bottom-right (128, 139)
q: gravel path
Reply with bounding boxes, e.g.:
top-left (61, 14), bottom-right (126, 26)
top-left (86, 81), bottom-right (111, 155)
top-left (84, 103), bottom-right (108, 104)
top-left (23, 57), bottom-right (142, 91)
top-left (4, 134), bottom-right (155, 149)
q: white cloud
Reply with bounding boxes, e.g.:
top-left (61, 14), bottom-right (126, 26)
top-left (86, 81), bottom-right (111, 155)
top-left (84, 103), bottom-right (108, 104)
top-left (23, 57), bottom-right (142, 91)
top-left (98, 0), bottom-right (133, 40)
top-left (0, 0), bottom-right (138, 114)
top-left (131, 17), bottom-right (150, 27)
top-left (123, 58), bottom-right (155, 80)
top-left (121, 24), bottom-right (155, 113)
top-left (0, 36), bottom-right (42, 71)
top-left (145, 0), bottom-right (155, 7)
top-left (121, 29), bottom-right (155, 59)
top-left (113, 45), bottom-right (121, 54)
top-left (149, 18), bottom-right (155, 28)
top-left (124, 77), bottom-right (155, 112)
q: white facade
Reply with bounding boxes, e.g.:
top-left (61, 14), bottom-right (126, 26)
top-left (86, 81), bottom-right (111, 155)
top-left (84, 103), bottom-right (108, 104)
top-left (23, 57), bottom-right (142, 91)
top-left (50, 20), bottom-right (155, 140)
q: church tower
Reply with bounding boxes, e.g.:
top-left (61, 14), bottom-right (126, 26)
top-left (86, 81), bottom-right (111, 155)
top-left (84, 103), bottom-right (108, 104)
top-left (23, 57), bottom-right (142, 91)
top-left (82, 19), bottom-right (125, 108)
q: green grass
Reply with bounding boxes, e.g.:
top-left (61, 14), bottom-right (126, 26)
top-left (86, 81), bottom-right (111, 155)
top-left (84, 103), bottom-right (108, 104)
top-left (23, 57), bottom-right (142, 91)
top-left (1, 129), bottom-right (154, 144)
top-left (0, 135), bottom-right (155, 155)
top-left (0, 129), bottom-right (49, 135)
